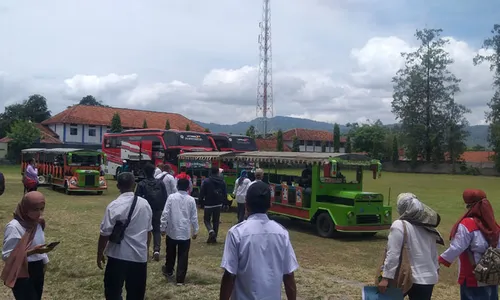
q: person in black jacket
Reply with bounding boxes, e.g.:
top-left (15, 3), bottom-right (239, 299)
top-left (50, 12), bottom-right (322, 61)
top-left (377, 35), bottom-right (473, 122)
top-left (199, 167), bottom-right (227, 244)
top-left (135, 163), bottom-right (168, 261)
top-left (0, 172), bottom-right (4, 196)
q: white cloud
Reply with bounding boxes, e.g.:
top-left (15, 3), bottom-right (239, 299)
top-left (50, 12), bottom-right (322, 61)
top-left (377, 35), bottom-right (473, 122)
top-left (0, 0), bottom-right (497, 126)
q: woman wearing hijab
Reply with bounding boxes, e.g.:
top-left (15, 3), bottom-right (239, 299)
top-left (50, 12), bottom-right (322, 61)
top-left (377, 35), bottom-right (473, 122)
top-left (233, 170), bottom-right (251, 223)
top-left (378, 193), bottom-right (443, 300)
top-left (1, 191), bottom-right (55, 300)
top-left (439, 189), bottom-right (500, 300)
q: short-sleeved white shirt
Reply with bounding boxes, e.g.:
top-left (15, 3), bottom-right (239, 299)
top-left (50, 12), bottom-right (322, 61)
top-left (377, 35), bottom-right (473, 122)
top-left (2, 219), bottom-right (49, 264)
top-left (100, 192), bottom-right (153, 263)
top-left (221, 213), bottom-right (299, 300)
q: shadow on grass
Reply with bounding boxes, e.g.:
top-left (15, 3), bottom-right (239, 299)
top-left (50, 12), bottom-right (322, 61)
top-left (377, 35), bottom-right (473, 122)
top-left (270, 215), bottom-right (388, 242)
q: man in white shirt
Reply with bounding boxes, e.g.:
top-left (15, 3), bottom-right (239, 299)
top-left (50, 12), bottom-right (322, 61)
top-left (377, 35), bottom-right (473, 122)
top-left (233, 170), bottom-right (251, 223)
top-left (160, 178), bottom-right (199, 286)
top-left (219, 181), bottom-right (299, 300)
top-left (155, 164), bottom-right (177, 196)
top-left (97, 172), bottom-right (153, 300)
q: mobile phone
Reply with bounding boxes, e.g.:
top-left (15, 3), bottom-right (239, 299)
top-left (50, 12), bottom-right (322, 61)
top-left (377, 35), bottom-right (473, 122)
top-left (46, 242), bottom-right (60, 248)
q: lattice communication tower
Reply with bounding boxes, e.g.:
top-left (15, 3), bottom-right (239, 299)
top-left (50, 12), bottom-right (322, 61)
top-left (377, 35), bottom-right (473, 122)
top-left (256, 0), bottom-right (274, 138)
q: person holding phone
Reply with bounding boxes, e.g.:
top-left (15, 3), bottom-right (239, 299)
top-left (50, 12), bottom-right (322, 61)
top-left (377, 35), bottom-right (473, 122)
top-left (1, 191), bottom-right (55, 300)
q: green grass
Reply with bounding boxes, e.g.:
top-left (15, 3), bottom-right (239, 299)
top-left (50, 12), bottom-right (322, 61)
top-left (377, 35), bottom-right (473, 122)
top-left (0, 165), bottom-right (499, 299)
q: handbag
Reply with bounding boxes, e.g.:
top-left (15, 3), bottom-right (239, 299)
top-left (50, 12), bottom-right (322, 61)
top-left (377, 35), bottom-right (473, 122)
top-left (375, 221), bottom-right (413, 295)
top-left (109, 195), bottom-right (138, 244)
top-left (468, 247), bottom-right (500, 285)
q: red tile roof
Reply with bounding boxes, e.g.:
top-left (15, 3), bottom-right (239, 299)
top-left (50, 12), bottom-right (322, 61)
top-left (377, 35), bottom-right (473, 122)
top-left (41, 105), bottom-right (204, 132)
top-left (282, 128), bottom-right (346, 143)
top-left (255, 138), bottom-right (291, 152)
top-left (0, 124), bottom-right (62, 144)
top-left (460, 151), bottom-right (494, 163)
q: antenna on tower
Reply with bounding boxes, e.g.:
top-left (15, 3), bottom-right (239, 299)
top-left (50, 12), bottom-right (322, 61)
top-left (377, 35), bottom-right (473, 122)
top-left (256, 0), bottom-right (274, 138)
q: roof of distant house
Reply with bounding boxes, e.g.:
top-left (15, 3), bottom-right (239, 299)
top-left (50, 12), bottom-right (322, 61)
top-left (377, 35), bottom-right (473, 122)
top-left (255, 138), bottom-right (291, 152)
top-left (0, 123), bottom-right (62, 144)
top-left (41, 105), bottom-right (204, 132)
top-left (282, 128), bottom-right (347, 143)
top-left (461, 151), bottom-right (494, 163)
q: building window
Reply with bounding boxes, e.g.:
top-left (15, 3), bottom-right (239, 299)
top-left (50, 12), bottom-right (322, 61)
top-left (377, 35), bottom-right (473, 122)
top-left (306, 140), bottom-right (313, 146)
top-left (70, 126), bottom-right (78, 136)
top-left (315, 141), bottom-right (321, 146)
top-left (88, 128), bottom-right (96, 137)
top-left (299, 140), bottom-right (305, 146)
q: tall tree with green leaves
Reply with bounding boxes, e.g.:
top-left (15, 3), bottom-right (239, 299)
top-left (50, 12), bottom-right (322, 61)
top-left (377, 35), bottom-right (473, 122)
top-left (7, 120), bottom-right (41, 161)
top-left (165, 119), bottom-right (171, 130)
top-left (79, 95), bottom-right (108, 106)
top-left (185, 123), bottom-right (191, 131)
top-left (276, 129), bottom-right (284, 151)
top-left (142, 119), bottom-right (148, 128)
top-left (350, 120), bottom-right (387, 159)
top-left (333, 123), bottom-right (341, 152)
top-left (392, 28), bottom-right (465, 163)
top-left (345, 136), bottom-right (352, 153)
top-left (392, 135), bottom-right (399, 163)
top-left (474, 24), bottom-right (500, 171)
top-left (110, 113), bottom-right (123, 133)
top-left (292, 136), bottom-right (300, 152)
top-left (246, 125), bottom-right (256, 139)
top-left (0, 94), bottom-right (51, 138)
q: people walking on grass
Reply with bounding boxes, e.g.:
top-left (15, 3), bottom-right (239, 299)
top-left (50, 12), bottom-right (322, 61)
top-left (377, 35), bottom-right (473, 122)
top-left (233, 170), bottom-right (251, 223)
top-left (2, 191), bottom-right (55, 300)
top-left (378, 193), bottom-right (443, 300)
top-left (160, 178), bottom-right (199, 286)
top-left (155, 164), bottom-right (178, 196)
top-left (199, 167), bottom-right (227, 244)
top-left (175, 166), bottom-right (193, 195)
top-left (136, 163), bottom-right (168, 262)
top-left (97, 172), bottom-right (152, 300)
top-left (219, 180), bottom-right (298, 300)
top-left (439, 189), bottom-right (500, 300)
top-left (23, 159), bottom-right (39, 193)
top-left (0, 171), bottom-right (5, 196)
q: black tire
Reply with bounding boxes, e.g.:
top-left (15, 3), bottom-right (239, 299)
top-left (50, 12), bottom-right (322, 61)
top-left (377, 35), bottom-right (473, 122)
top-left (114, 167), bottom-right (122, 180)
top-left (316, 212), bottom-right (336, 238)
top-left (64, 183), bottom-right (71, 195)
top-left (361, 232), bottom-right (377, 237)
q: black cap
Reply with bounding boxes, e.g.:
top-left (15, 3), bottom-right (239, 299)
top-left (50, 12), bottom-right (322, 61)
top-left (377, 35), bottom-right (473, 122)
top-left (246, 181), bottom-right (270, 213)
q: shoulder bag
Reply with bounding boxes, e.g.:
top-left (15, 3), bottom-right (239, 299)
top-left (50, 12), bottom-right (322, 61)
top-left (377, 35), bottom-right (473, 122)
top-left (109, 195), bottom-right (138, 244)
top-left (468, 246), bottom-right (500, 285)
top-left (375, 221), bottom-right (413, 295)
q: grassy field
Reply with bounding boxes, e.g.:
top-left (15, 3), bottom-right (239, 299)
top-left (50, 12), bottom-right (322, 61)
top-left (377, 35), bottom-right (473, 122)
top-left (0, 165), bottom-right (500, 299)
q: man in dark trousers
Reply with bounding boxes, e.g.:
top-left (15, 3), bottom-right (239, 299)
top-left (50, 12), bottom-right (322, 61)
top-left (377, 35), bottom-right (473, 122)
top-left (135, 163), bottom-right (168, 261)
top-left (97, 172), bottom-right (153, 300)
top-left (0, 171), bottom-right (4, 196)
top-left (199, 167), bottom-right (227, 244)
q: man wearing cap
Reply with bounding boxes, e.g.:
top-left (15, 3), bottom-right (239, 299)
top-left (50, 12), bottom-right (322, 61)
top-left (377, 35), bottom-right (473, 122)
top-left (219, 181), bottom-right (299, 300)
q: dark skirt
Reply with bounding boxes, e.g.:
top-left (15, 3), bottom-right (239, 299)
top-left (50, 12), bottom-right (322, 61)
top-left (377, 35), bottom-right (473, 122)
top-left (12, 260), bottom-right (45, 300)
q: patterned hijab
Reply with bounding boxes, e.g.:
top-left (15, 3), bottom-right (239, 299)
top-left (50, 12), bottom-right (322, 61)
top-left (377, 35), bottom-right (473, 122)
top-left (397, 193), bottom-right (444, 245)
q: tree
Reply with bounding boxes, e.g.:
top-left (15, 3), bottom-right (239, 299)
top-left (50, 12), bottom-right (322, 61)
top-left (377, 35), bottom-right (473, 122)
top-left (276, 129), bottom-right (284, 151)
top-left (0, 94), bottom-right (51, 138)
top-left (79, 95), bottom-right (107, 106)
top-left (392, 28), bottom-right (465, 163)
top-left (185, 123), bottom-right (191, 131)
top-left (165, 119), bottom-right (171, 130)
top-left (333, 123), bottom-right (341, 152)
top-left (204, 128), bottom-right (210, 133)
top-left (471, 144), bottom-right (486, 151)
top-left (345, 136), bottom-right (352, 153)
top-left (292, 136), bottom-right (300, 152)
top-left (110, 113), bottom-right (123, 133)
top-left (474, 24), bottom-right (500, 171)
top-left (246, 125), bottom-right (256, 139)
top-left (7, 120), bottom-right (41, 161)
top-left (349, 120), bottom-right (387, 159)
top-left (142, 119), bottom-right (148, 128)
top-left (392, 135), bottom-right (399, 163)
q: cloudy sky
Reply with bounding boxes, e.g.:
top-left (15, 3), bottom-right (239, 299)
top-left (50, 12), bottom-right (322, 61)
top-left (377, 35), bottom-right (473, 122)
top-left (0, 0), bottom-right (498, 125)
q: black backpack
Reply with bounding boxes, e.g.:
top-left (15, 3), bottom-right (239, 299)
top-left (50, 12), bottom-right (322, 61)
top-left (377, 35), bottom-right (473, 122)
top-left (143, 179), bottom-right (167, 210)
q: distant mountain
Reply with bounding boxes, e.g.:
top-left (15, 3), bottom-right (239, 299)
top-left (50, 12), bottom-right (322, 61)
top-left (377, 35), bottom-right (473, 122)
top-left (195, 116), bottom-right (489, 148)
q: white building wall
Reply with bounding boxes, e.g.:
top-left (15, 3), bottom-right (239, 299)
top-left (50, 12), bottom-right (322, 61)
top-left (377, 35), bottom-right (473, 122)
top-left (0, 142), bottom-right (8, 159)
top-left (49, 123), bottom-right (109, 145)
top-left (284, 140), bottom-right (345, 153)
